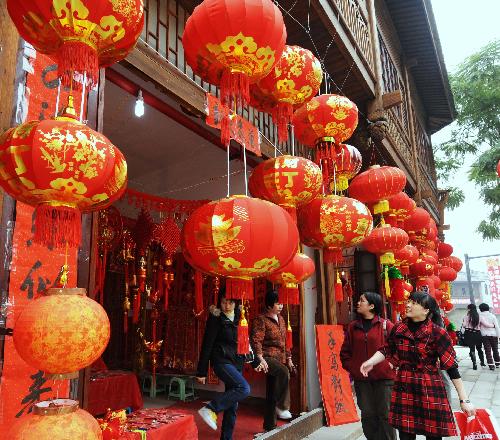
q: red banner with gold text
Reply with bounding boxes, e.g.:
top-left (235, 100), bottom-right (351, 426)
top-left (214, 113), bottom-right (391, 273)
top-left (315, 325), bottom-right (359, 426)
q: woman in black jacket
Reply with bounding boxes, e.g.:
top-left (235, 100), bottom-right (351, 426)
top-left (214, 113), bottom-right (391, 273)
top-left (196, 289), bottom-right (250, 440)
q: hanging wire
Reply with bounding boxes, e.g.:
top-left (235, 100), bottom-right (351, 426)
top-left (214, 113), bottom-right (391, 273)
top-left (54, 78), bottom-right (62, 117)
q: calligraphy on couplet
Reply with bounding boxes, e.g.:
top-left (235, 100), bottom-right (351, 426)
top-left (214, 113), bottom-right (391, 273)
top-left (487, 258), bottom-right (500, 314)
top-left (205, 93), bottom-right (262, 157)
top-left (315, 325), bottom-right (359, 426)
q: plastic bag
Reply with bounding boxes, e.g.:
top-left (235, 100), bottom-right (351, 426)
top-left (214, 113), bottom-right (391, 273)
top-left (455, 409), bottom-right (500, 440)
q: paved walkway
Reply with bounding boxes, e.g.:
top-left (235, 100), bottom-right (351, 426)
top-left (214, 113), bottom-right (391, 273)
top-left (305, 346), bottom-right (500, 439)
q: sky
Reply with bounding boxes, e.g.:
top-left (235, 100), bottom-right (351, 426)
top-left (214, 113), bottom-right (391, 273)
top-left (429, 0), bottom-right (499, 272)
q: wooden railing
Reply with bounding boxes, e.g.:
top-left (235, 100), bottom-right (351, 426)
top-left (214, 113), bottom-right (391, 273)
top-left (413, 111), bottom-right (437, 182)
top-left (385, 108), bottom-right (413, 171)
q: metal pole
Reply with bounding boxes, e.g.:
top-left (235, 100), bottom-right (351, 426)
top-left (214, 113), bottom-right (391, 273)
top-left (464, 253), bottom-right (475, 304)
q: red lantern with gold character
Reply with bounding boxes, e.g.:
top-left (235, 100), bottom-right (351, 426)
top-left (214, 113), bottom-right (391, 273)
top-left (410, 258), bottom-right (435, 279)
top-left (331, 144), bottom-right (362, 192)
top-left (362, 223), bottom-right (409, 265)
top-left (249, 155), bottom-right (322, 222)
top-left (182, 0), bottom-right (286, 110)
top-left (403, 207), bottom-right (431, 236)
top-left (13, 288), bottom-right (110, 379)
top-left (394, 244), bottom-right (419, 275)
top-left (0, 99), bottom-right (127, 248)
top-left (268, 252), bottom-right (315, 305)
top-left (181, 195), bottom-right (299, 299)
top-left (7, 0), bottom-right (144, 87)
top-left (251, 45), bottom-right (323, 142)
top-left (385, 192), bottom-right (416, 227)
top-left (297, 195), bottom-right (373, 264)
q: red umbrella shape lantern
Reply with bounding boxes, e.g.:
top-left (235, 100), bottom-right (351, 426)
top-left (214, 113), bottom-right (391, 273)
top-left (181, 195), bottom-right (299, 299)
top-left (7, 0), bottom-right (144, 86)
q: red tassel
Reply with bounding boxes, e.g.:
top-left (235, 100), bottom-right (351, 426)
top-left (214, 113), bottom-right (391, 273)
top-left (286, 326), bottom-right (293, 350)
top-left (226, 278), bottom-right (254, 300)
top-left (278, 285), bottom-right (300, 305)
top-left (237, 307), bottom-right (250, 355)
top-left (133, 291), bottom-right (141, 324)
top-left (324, 248), bottom-right (344, 265)
top-left (194, 270), bottom-right (204, 315)
top-left (57, 41), bottom-right (98, 89)
top-left (220, 70), bottom-right (250, 109)
top-left (34, 204), bottom-right (81, 248)
top-left (335, 271), bottom-right (343, 302)
top-left (124, 312), bottom-right (128, 334)
top-left (274, 102), bottom-right (294, 143)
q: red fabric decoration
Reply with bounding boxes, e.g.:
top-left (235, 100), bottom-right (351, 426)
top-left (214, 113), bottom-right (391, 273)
top-left (439, 266), bottom-right (458, 282)
top-left (182, 0), bottom-right (286, 110)
top-left (349, 165), bottom-right (407, 214)
top-left (331, 144), bottom-right (362, 192)
top-left (437, 242), bottom-right (453, 259)
top-left (394, 244), bottom-right (419, 275)
top-left (268, 252), bottom-right (315, 305)
top-left (237, 307), bottom-right (250, 355)
top-left (285, 315), bottom-right (293, 350)
top-left (194, 270), bottom-right (204, 316)
top-left (297, 195), bottom-right (373, 264)
top-left (390, 279), bottom-right (412, 302)
top-left (251, 45), bottom-right (323, 142)
top-left (384, 192), bottom-right (416, 227)
top-left (403, 207), bottom-right (431, 234)
top-left (335, 271), bottom-right (344, 302)
top-left (181, 196), bottom-right (299, 299)
top-left (362, 223), bottom-right (409, 265)
top-left (7, 0), bottom-right (144, 87)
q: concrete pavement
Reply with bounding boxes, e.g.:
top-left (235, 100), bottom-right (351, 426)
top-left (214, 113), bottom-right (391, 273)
top-left (305, 346), bottom-right (500, 439)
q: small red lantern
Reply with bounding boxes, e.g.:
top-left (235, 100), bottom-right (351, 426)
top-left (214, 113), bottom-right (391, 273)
top-left (439, 255), bottom-right (463, 272)
top-left (385, 192), bottom-right (416, 227)
top-left (268, 252), bottom-right (315, 304)
top-left (298, 195), bottom-right (373, 264)
top-left (181, 195), bottom-right (299, 299)
top-left (362, 224), bottom-right (409, 265)
top-left (7, 0), bottom-right (144, 86)
top-left (394, 244), bottom-right (419, 275)
top-left (183, 0), bottom-right (286, 109)
top-left (249, 155), bottom-right (322, 221)
top-left (410, 259), bottom-right (435, 278)
top-left (439, 266), bottom-right (458, 282)
top-left (251, 45), bottom-right (323, 142)
top-left (403, 207), bottom-right (431, 235)
top-left (437, 242), bottom-right (454, 259)
top-left (348, 165), bottom-right (407, 214)
top-left (331, 144), bottom-right (362, 192)
top-left (430, 274), bottom-right (442, 289)
top-left (421, 248), bottom-right (439, 264)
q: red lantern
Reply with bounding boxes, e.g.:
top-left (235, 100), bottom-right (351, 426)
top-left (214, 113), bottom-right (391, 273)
top-left (403, 207), bottom-right (431, 234)
top-left (385, 192), bottom-right (416, 227)
top-left (439, 255), bottom-right (463, 272)
top-left (13, 288), bottom-right (110, 379)
top-left (249, 155), bottom-right (322, 221)
top-left (0, 102), bottom-right (127, 248)
top-left (421, 248), bottom-right (439, 264)
top-left (331, 144), bottom-right (362, 191)
top-left (410, 259), bottom-right (435, 278)
top-left (439, 266), bottom-right (458, 282)
top-left (183, 0), bottom-right (286, 110)
top-left (348, 165), bottom-right (407, 214)
top-left (362, 224), bottom-right (409, 265)
top-left (181, 196), bottom-right (299, 299)
top-left (430, 274), bottom-right (442, 289)
top-left (390, 279), bottom-right (413, 302)
top-left (441, 300), bottom-right (454, 312)
top-left (437, 242), bottom-right (453, 259)
top-left (394, 244), bottom-right (419, 275)
top-left (7, 0), bottom-right (144, 87)
top-left (251, 45), bottom-right (323, 142)
top-left (298, 195), bottom-right (373, 264)
top-left (268, 252), bottom-right (315, 305)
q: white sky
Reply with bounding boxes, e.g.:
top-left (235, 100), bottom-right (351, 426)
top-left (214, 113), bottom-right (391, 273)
top-left (430, 0), bottom-right (500, 272)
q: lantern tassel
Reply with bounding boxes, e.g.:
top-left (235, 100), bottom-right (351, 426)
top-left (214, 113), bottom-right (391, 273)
top-left (194, 270), bottom-right (204, 316)
top-left (278, 285), bottom-right (300, 305)
top-left (57, 41), bottom-right (98, 89)
top-left (34, 204), bottom-right (81, 248)
top-left (226, 278), bottom-right (254, 300)
top-left (237, 306), bottom-right (250, 355)
top-left (324, 248), bottom-right (344, 265)
top-left (220, 70), bottom-right (250, 110)
top-left (335, 271), bottom-right (343, 302)
top-left (286, 305), bottom-right (293, 349)
top-left (275, 102), bottom-right (294, 143)
top-left (384, 265), bottom-right (391, 298)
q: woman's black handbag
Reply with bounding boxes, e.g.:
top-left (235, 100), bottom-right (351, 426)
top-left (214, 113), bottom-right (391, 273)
top-left (457, 329), bottom-right (467, 347)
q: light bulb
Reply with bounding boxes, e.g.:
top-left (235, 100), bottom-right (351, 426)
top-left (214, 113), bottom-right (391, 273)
top-left (135, 90), bottom-right (145, 117)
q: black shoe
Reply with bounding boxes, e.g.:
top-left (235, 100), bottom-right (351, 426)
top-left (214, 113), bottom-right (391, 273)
top-left (473, 365), bottom-right (478, 370)
top-left (481, 363), bottom-right (486, 367)
top-left (489, 366), bottom-right (495, 371)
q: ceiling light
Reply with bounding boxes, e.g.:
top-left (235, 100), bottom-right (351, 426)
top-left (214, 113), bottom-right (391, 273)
top-left (135, 90), bottom-right (145, 117)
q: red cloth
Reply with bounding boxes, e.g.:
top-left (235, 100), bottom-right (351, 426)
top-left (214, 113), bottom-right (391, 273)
top-left (124, 408), bottom-right (198, 440)
top-left (87, 371), bottom-right (144, 416)
top-left (91, 357), bottom-right (108, 371)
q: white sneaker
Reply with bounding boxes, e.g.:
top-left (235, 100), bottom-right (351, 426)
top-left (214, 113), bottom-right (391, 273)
top-left (276, 408), bottom-right (292, 420)
top-left (198, 406), bottom-right (218, 430)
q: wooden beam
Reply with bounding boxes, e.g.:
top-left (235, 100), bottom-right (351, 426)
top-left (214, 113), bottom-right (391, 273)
top-left (382, 90), bottom-right (403, 110)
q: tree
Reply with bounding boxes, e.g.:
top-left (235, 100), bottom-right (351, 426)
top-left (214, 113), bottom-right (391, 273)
top-left (434, 39), bottom-right (500, 240)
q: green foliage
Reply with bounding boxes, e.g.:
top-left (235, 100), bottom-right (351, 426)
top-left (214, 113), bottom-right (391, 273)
top-left (434, 40), bottom-right (500, 240)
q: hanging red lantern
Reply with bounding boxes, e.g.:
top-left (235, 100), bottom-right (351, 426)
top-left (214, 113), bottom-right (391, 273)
top-left (410, 218), bottom-right (438, 249)
top-left (267, 252), bottom-right (315, 305)
top-left (249, 155), bottom-right (323, 221)
top-left (430, 274), bottom-right (442, 289)
top-left (348, 165), bottom-right (407, 214)
top-left (251, 45), bottom-right (323, 142)
top-left (13, 288), bottom-right (110, 379)
top-left (439, 266), bottom-right (458, 282)
top-left (390, 279), bottom-right (413, 302)
top-left (181, 195), bottom-right (299, 299)
top-left (394, 244), bottom-right (419, 275)
top-left (439, 255), bottom-right (463, 272)
top-left (441, 300), bottom-right (454, 312)
top-left (7, 0), bottom-right (144, 87)
top-left (183, 0), bottom-right (286, 110)
top-left (362, 223), bottom-right (409, 265)
top-left (403, 207), bottom-right (431, 235)
top-left (384, 192), bottom-right (416, 227)
top-left (297, 195), bottom-right (373, 264)
top-left (410, 258), bottom-right (435, 279)
top-left (437, 242), bottom-right (454, 258)
top-left (420, 248), bottom-right (439, 264)
top-left (331, 144), bottom-right (362, 192)
top-left (0, 99), bottom-right (127, 248)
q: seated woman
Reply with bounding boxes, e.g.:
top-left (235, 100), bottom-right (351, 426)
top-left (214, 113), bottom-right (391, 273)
top-left (196, 288), bottom-right (250, 440)
top-left (250, 289), bottom-right (294, 432)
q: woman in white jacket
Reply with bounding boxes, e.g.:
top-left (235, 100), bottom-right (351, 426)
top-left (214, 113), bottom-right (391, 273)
top-left (479, 303), bottom-right (500, 370)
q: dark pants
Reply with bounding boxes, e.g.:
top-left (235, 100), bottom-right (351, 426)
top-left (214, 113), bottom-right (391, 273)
top-left (482, 336), bottom-right (500, 368)
top-left (263, 357), bottom-right (290, 431)
top-left (353, 380), bottom-right (396, 440)
top-left (208, 363), bottom-right (250, 440)
top-left (399, 431), bottom-right (441, 440)
top-left (467, 340), bottom-right (485, 366)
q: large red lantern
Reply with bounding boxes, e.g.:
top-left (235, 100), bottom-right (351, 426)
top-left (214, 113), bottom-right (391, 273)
top-left (7, 0), bottom-right (144, 86)
top-left (410, 258), bottom-right (435, 278)
top-left (331, 144), bottom-right (362, 192)
top-left (440, 255), bottom-right (463, 272)
top-left (182, 0), bottom-right (286, 110)
top-left (9, 399), bottom-right (102, 440)
top-left (249, 155), bottom-right (322, 221)
top-left (437, 242), bottom-right (454, 258)
top-left (13, 288), bottom-right (110, 379)
top-left (421, 248), bottom-right (439, 264)
top-left (385, 192), bottom-right (416, 227)
top-left (297, 195), bottom-right (373, 264)
top-left (268, 252), bottom-right (315, 305)
top-left (403, 207), bottom-right (430, 234)
top-left (439, 266), bottom-right (458, 282)
top-left (0, 102), bottom-right (127, 248)
top-left (181, 196), bottom-right (298, 299)
top-left (362, 224), bottom-right (409, 265)
top-left (394, 244), bottom-right (419, 275)
top-left (251, 45), bottom-right (323, 142)
top-left (410, 218), bottom-right (438, 249)
top-left (348, 165), bottom-right (407, 214)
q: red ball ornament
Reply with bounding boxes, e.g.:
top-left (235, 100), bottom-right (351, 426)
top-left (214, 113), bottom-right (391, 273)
top-left (439, 266), bottom-right (458, 282)
top-left (362, 224), bottom-right (409, 265)
top-left (394, 244), bottom-right (419, 275)
top-left (181, 195), bottom-right (299, 299)
top-left (437, 242), bottom-right (454, 259)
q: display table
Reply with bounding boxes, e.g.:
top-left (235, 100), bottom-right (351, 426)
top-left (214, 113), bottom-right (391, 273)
top-left (88, 370), bottom-right (144, 416)
top-left (124, 408), bottom-right (198, 440)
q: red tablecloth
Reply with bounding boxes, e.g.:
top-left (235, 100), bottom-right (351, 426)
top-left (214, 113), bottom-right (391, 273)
top-left (88, 370), bottom-right (144, 416)
top-left (124, 408), bottom-right (198, 440)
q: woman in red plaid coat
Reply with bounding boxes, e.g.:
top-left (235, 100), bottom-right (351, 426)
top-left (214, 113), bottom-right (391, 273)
top-left (360, 292), bottom-right (475, 440)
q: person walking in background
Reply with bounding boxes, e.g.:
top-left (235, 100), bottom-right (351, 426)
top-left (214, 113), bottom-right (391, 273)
top-left (340, 292), bottom-right (396, 440)
top-left (360, 292), bottom-right (475, 440)
top-left (196, 289), bottom-right (250, 440)
top-left (479, 303), bottom-right (500, 370)
top-left (250, 289), bottom-right (294, 432)
top-left (461, 304), bottom-right (486, 370)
